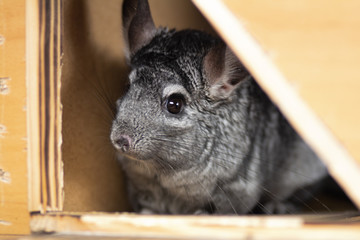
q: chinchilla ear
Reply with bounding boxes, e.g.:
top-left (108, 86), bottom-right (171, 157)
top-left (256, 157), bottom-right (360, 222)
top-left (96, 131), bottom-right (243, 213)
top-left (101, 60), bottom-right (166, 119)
top-left (122, 0), bottom-right (156, 59)
top-left (203, 43), bottom-right (249, 100)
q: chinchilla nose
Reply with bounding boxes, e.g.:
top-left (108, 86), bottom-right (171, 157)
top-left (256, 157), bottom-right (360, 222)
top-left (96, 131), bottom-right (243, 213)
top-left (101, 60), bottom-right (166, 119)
top-left (113, 135), bottom-right (132, 152)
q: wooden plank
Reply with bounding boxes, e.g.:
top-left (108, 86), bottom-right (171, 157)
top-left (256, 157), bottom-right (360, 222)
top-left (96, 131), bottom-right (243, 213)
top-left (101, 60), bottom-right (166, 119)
top-left (192, 0), bottom-right (360, 208)
top-left (0, 0), bottom-right (30, 235)
top-left (30, 213), bottom-right (360, 240)
top-left (0, 236), bottom-right (24, 240)
top-left (27, 0), bottom-right (41, 214)
top-left (27, 0), bottom-right (63, 213)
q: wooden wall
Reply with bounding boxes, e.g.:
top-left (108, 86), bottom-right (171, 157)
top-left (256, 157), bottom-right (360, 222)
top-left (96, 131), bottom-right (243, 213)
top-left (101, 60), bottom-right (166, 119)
top-left (0, 0), bottom-right (29, 235)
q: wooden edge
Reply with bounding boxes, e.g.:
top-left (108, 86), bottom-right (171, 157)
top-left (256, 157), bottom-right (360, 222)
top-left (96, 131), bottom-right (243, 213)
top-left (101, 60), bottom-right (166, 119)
top-left (26, 0), bottom-right (63, 212)
top-left (26, 0), bottom-right (42, 213)
top-left (43, 0), bottom-right (63, 212)
top-left (56, 0), bottom-right (64, 212)
top-left (29, 212), bottom-right (360, 239)
top-left (191, 0), bottom-right (360, 209)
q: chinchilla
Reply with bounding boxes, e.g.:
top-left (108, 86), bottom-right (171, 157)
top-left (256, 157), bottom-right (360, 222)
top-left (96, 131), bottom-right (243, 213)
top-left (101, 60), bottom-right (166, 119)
top-left (110, 0), bottom-right (328, 214)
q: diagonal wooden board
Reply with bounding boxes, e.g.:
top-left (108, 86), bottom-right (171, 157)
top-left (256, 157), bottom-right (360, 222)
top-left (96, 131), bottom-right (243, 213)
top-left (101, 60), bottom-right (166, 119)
top-left (192, 0), bottom-right (360, 208)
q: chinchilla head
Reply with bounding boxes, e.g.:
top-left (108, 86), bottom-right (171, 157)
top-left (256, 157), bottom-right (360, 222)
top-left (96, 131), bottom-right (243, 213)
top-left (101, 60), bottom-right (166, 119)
top-left (110, 0), bottom-right (250, 170)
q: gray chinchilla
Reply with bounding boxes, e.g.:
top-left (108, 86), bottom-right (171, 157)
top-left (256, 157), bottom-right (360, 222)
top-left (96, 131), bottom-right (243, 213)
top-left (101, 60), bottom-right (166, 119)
top-left (110, 0), bottom-right (328, 214)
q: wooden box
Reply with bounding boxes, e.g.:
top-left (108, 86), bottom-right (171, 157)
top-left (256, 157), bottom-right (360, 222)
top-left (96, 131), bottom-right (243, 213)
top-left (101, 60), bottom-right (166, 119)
top-left (1, 0), bottom-right (360, 239)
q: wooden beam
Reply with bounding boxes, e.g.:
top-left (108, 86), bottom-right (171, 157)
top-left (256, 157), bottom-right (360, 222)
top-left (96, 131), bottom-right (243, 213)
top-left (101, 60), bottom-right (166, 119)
top-left (30, 213), bottom-right (360, 239)
top-left (27, 0), bottom-right (63, 213)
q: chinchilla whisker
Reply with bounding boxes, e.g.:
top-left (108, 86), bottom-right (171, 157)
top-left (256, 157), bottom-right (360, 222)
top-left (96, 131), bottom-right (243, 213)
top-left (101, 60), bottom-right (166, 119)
top-left (249, 178), bottom-right (326, 213)
top-left (150, 137), bottom-right (198, 151)
top-left (93, 88), bottom-right (116, 118)
top-left (214, 183), bottom-right (239, 214)
top-left (142, 162), bottom-right (154, 177)
top-left (69, 57), bottom-right (117, 120)
top-left (90, 83), bottom-right (117, 119)
top-left (292, 197), bottom-right (319, 214)
top-left (243, 176), bottom-right (328, 214)
top-left (89, 66), bottom-right (119, 121)
top-left (150, 137), bottom-right (203, 155)
top-left (153, 153), bottom-right (177, 172)
top-left (308, 196), bottom-right (332, 213)
top-left (284, 186), bottom-right (331, 213)
top-left (156, 128), bottom-right (195, 136)
top-left (217, 174), bottom-right (277, 214)
top-left (215, 177), bottom-right (266, 214)
top-left (252, 200), bottom-right (272, 215)
top-left (91, 59), bottom-right (118, 114)
top-left (110, 149), bottom-right (118, 160)
top-left (196, 179), bottom-right (217, 212)
top-left (150, 135), bottom-right (190, 145)
top-left (218, 178), bottom-right (278, 214)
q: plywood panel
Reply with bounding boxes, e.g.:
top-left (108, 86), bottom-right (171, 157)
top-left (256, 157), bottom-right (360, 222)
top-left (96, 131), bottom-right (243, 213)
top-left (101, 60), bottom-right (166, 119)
top-left (27, 0), bottom-right (64, 214)
top-left (192, 0), bottom-right (360, 208)
top-left (0, 0), bottom-right (30, 234)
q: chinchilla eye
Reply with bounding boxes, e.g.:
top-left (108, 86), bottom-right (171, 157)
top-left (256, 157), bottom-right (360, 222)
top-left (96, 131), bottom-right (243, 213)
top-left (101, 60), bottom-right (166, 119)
top-left (166, 94), bottom-right (185, 114)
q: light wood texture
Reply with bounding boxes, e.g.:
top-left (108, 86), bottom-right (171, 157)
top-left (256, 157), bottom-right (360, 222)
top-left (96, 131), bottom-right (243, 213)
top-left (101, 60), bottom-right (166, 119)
top-left (30, 213), bottom-right (360, 240)
top-left (0, 0), bottom-right (30, 235)
top-left (0, 236), bottom-right (23, 240)
top-left (192, 0), bottom-right (360, 208)
top-left (26, 0), bottom-right (41, 214)
top-left (27, 0), bottom-right (63, 213)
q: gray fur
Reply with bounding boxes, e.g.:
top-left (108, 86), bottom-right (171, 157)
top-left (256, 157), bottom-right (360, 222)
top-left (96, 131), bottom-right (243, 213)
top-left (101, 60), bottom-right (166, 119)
top-left (110, 0), bottom-right (328, 214)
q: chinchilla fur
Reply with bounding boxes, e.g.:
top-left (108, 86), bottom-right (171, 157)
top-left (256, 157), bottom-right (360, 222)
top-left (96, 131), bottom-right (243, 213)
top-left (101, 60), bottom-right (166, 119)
top-left (110, 0), bottom-right (328, 214)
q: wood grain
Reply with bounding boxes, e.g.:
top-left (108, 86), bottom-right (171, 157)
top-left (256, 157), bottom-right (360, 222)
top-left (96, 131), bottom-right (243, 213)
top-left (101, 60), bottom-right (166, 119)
top-left (0, 0), bottom-right (30, 234)
top-left (30, 213), bottom-right (360, 240)
top-left (27, 0), bottom-right (63, 213)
